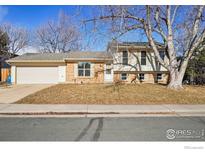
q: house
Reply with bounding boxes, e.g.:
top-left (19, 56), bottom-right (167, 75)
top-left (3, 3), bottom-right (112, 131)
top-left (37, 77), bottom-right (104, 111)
top-left (7, 42), bottom-right (169, 84)
top-left (7, 52), bottom-right (113, 84)
top-left (107, 41), bottom-right (169, 84)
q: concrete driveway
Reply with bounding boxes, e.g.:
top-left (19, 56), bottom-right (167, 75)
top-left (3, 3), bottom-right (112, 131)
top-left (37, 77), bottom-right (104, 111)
top-left (0, 84), bottom-right (53, 104)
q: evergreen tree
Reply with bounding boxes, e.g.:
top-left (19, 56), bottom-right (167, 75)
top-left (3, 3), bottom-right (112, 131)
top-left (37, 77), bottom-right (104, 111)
top-left (0, 29), bottom-right (9, 56)
top-left (184, 41), bottom-right (205, 85)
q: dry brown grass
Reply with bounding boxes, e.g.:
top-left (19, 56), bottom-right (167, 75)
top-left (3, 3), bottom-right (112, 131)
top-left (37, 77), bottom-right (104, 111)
top-left (16, 84), bottom-right (205, 104)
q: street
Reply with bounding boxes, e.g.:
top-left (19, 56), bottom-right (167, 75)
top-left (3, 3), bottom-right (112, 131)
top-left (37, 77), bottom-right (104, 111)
top-left (0, 117), bottom-right (205, 141)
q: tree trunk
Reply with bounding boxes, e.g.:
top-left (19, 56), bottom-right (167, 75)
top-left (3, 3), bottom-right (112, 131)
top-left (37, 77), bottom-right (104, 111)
top-left (167, 53), bottom-right (192, 90)
top-left (167, 75), bottom-right (183, 90)
top-left (167, 67), bottom-right (184, 90)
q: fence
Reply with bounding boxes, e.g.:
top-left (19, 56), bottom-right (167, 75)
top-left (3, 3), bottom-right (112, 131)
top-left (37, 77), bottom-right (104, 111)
top-left (1, 68), bottom-right (10, 82)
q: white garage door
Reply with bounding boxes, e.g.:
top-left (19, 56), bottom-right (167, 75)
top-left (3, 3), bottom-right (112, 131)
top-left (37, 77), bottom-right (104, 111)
top-left (17, 67), bottom-right (59, 84)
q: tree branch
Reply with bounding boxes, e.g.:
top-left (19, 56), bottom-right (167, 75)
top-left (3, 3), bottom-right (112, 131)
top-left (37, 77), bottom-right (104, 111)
top-left (171, 5), bottom-right (179, 25)
top-left (154, 6), bottom-right (167, 41)
top-left (144, 6), bottom-right (169, 69)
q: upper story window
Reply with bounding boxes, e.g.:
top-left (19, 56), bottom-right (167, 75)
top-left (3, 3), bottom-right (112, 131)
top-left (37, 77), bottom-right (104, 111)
top-left (122, 51), bottom-right (128, 65)
top-left (141, 51), bottom-right (146, 65)
top-left (78, 62), bottom-right (91, 77)
top-left (159, 51), bottom-right (165, 60)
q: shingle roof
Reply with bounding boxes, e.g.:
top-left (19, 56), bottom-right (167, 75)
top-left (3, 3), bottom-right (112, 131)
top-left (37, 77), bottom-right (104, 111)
top-left (108, 41), bottom-right (165, 48)
top-left (7, 51), bottom-right (112, 62)
top-left (65, 51), bottom-right (112, 60)
top-left (8, 53), bottom-right (69, 61)
top-left (121, 42), bottom-right (164, 46)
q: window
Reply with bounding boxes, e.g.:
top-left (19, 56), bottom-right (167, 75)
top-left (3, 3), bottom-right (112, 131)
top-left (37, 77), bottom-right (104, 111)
top-left (106, 64), bottom-right (111, 68)
top-left (78, 62), bottom-right (91, 77)
top-left (122, 51), bottom-right (128, 65)
top-left (159, 51), bottom-right (165, 60)
top-left (141, 51), bottom-right (146, 65)
top-left (121, 73), bottom-right (127, 80)
top-left (106, 64), bottom-right (112, 74)
top-left (157, 73), bottom-right (162, 80)
top-left (139, 73), bottom-right (145, 80)
top-left (106, 69), bottom-right (111, 74)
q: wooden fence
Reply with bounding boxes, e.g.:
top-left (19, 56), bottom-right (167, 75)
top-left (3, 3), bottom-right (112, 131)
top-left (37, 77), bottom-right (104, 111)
top-left (1, 68), bottom-right (10, 82)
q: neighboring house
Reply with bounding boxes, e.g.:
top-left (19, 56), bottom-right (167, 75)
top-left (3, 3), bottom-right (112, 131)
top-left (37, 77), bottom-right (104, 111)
top-left (107, 41), bottom-right (169, 84)
top-left (7, 41), bottom-right (169, 84)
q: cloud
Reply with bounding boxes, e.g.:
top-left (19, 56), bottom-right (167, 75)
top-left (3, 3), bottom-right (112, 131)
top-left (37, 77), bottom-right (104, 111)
top-left (0, 6), bottom-right (8, 22)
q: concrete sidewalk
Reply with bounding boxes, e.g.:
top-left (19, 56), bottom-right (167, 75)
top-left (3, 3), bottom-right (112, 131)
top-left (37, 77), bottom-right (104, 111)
top-left (0, 104), bottom-right (205, 117)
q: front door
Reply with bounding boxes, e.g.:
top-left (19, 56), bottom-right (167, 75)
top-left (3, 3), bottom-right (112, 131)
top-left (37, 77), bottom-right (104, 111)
top-left (104, 64), bottom-right (113, 83)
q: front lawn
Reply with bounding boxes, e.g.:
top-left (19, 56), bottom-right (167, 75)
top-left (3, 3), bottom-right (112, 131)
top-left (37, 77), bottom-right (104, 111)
top-left (15, 84), bottom-right (205, 104)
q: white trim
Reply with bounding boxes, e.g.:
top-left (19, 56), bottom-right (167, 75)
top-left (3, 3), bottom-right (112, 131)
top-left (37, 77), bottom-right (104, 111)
top-left (58, 66), bottom-right (66, 82)
top-left (90, 63), bottom-right (94, 78)
top-left (11, 66), bottom-right (16, 84)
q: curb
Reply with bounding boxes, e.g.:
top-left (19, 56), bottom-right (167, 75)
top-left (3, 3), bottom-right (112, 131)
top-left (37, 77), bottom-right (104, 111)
top-left (0, 111), bottom-right (176, 115)
top-left (1, 111), bottom-right (205, 117)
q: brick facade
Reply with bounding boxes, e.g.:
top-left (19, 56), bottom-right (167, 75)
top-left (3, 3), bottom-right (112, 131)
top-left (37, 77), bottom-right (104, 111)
top-left (114, 72), bottom-right (169, 84)
top-left (66, 62), bottom-right (105, 84)
top-left (66, 61), bottom-right (169, 84)
top-left (66, 62), bottom-right (75, 82)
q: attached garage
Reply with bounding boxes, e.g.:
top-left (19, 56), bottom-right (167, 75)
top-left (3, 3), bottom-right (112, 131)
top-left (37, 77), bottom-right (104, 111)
top-left (7, 52), bottom-right (112, 84)
top-left (16, 67), bottom-right (59, 84)
top-left (7, 53), bottom-right (68, 84)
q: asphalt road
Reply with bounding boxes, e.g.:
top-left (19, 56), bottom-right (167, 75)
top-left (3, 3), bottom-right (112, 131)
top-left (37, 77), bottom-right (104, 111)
top-left (0, 117), bottom-right (205, 141)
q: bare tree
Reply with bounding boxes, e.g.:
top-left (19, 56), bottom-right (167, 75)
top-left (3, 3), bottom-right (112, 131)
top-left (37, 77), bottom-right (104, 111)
top-left (84, 5), bottom-right (205, 89)
top-left (0, 23), bottom-right (29, 56)
top-left (36, 12), bottom-right (81, 53)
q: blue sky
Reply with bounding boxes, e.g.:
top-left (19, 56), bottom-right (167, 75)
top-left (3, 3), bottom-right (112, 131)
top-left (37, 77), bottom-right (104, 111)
top-left (0, 5), bottom-right (192, 52)
top-left (0, 5), bottom-right (150, 51)
top-left (1, 6), bottom-right (79, 29)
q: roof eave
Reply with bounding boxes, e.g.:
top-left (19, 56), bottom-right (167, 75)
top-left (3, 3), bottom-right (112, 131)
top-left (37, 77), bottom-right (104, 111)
top-left (7, 60), bottom-right (65, 63)
top-left (64, 58), bottom-right (113, 62)
top-left (111, 45), bottom-right (165, 49)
